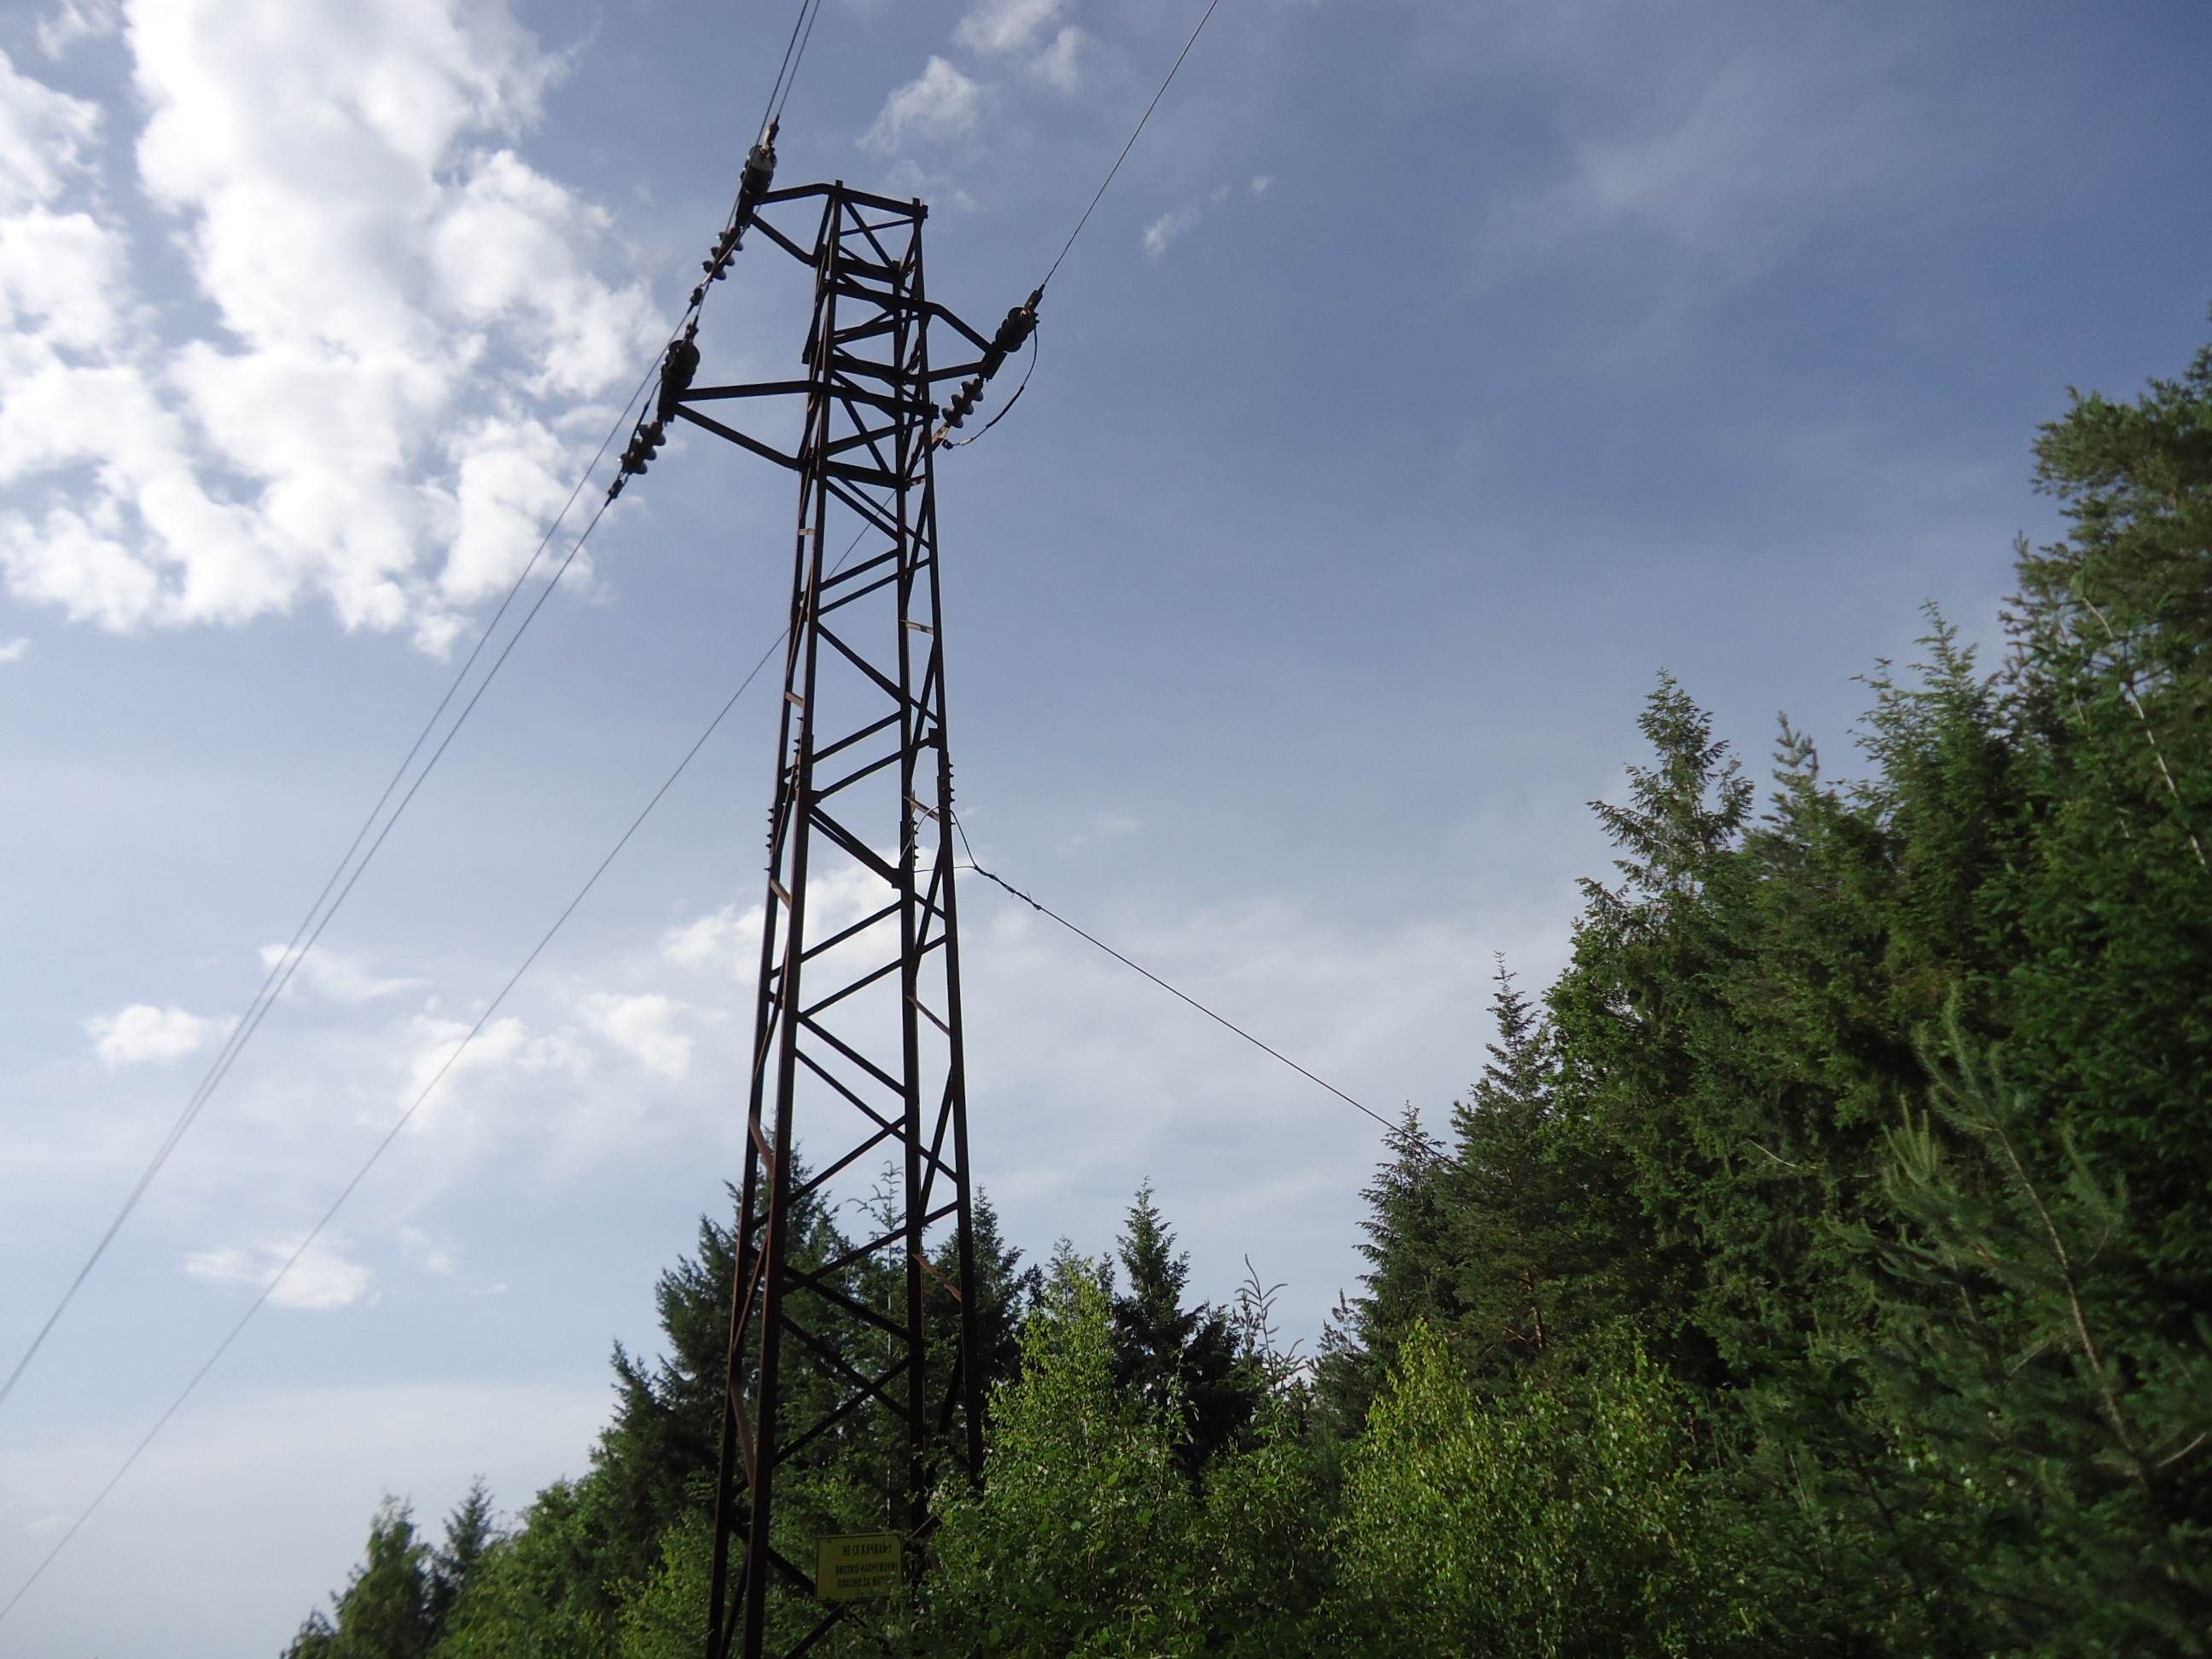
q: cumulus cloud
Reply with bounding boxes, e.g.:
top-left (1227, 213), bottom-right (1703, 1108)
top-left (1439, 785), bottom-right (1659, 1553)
top-left (404, 1011), bottom-right (586, 1115)
top-left (1027, 27), bottom-right (1089, 93)
top-left (0, 3), bottom-right (661, 650)
top-left (952, 0), bottom-right (1088, 91)
top-left (862, 57), bottom-right (983, 154)
top-left (955, 0), bottom-right (1066, 56)
top-left (260, 944), bottom-right (425, 1003)
top-left (0, 636), bottom-right (26, 661)
top-left (1142, 206), bottom-right (1200, 260)
top-left (580, 992), bottom-right (694, 1079)
top-left (661, 864), bottom-right (893, 982)
top-left (37, 0), bottom-right (120, 57)
top-left (185, 1235), bottom-right (373, 1309)
top-left (85, 1002), bottom-right (227, 1065)
top-left (661, 901), bottom-right (764, 977)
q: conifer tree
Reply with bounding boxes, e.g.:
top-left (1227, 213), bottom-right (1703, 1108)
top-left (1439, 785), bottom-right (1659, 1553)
top-left (1434, 960), bottom-right (1639, 1376)
top-left (287, 1489), bottom-right (493, 1659)
top-left (1313, 1109), bottom-right (1447, 1429)
top-left (1109, 1183), bottom-right (1258, 1470)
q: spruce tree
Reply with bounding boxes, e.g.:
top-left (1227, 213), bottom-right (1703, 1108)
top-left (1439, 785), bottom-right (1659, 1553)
top-left (1435, 960), bottom-right (1641, 1377)
top-left (1109, 1182), bottom-right (1256, 1470)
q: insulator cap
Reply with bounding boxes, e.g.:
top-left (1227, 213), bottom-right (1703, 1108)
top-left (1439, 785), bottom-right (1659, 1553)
top-left (657, 334), bottom-right (701, 422)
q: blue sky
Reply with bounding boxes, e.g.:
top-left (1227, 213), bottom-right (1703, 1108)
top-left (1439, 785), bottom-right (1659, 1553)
top-left (1, 0), bottom-right (2208, 1652)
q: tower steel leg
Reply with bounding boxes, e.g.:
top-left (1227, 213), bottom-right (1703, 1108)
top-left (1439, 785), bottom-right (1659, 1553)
top-left (663, 183), bottom-right (997, 1659)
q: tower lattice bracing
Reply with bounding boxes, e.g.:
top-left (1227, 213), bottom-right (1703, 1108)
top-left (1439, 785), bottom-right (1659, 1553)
top-left (658, 182), bottom-right (1012, 1659)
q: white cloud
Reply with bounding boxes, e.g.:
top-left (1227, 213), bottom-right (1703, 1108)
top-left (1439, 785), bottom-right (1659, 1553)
top-left (1027, 26), bottom-right (1089, 94)
top-left (1481, 45), bottom-right (1911, 282)
top-left (950, 0), bottom-right (1087, 92)
top-left (661, 900), bottom-right (764, 977)
top-left (580, 992), bottom-right (693, 1079)
top-left (1142, 206), bottom-right (1200, 260)
top-left (1249, 175), bottom-right (1272, 195)
top-left (0, 49), bottom-right (101, 213)
top-left (403, 1011), bottom-right (586, 1114)
top-left (661, 864), bottom-right (892, 982)
top-left (862, 57), bottom-right (983, 155)
top-left (259, 943), bottom-right (424, 1003)
top-left (0, 3), bottom-right (662, 650)
top-left (397, 1225), bottom-right (455, 1274)
top-left (0, 636), bottom-right (26, 661)
top-left (954, 0), bottom-right (1067, 56)
top-left (184, 1236), bottom-right (373, 1309)
top-left (85, 1002), bottom-right (226, 1065)
top-left (37, 0), bottom-right (120, 57)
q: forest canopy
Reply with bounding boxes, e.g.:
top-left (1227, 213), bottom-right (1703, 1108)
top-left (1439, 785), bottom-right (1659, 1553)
top-left (288, 334), bottom-right (2212, 1657)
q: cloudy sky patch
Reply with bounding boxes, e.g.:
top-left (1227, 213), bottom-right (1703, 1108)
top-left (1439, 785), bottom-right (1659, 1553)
top-left (2, 1), bottom-right (2208, 1654)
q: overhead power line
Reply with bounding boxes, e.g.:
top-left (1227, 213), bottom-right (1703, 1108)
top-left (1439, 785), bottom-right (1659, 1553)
top-left (1039, 0), bottom-right (1227, 293)
top-left (760, 0), bottom-right (827, 139)
top-left (0, 640), bottom-right (778, 1627)
top-left (0, 0), bottom-right (836, 1420)
top-left (6, 0), bottom-right (1245, 1610)
top-left (0, 391), bottom-right (647, 1417)
top-left (942, 0), bottom-right (1223, 454)
top-left (0, 520), bottom-right (876, 1626)
top-left (949, 815), bottom-right (1390, 1132)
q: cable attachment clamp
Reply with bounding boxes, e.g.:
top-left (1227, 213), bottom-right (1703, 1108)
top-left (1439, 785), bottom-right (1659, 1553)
top-left (939, 288), bottom-right (1043, 444)
top-left (978, 287), bottom-right (1043, 380)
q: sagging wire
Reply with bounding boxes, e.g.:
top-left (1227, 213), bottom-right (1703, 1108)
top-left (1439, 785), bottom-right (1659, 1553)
top-left (930, 0), bottom-right (1225, 452)
top-left (611, 0), bottom-right (835, 498)
top-left (948, 813), bottom-right (1393, 1132)
top-left (938, 328), bottom-right (1039, 451)
top-left (1040, 0), bottom-right (1225, 293)
top-left (608, 120), bottom-right (781, 501)
top-left (0, 356), bottom-right (660, 1423)
top-left (759, 0), bottom-right (825, 143)
top-left (0, 521), bottom-right (877, 1627)
top-left (0, 0), bottom-right (827, 1434)
top-left (925, 290), bottom-right (1041, 450)
top-left (0, 668), bottom-right (748, 1627)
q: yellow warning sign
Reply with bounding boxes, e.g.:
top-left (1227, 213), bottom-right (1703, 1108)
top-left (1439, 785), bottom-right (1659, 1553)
top-left (815, 1532), bottom-right (902, 1602)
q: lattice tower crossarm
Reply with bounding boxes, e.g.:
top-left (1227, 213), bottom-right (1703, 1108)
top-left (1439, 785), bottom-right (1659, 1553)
top-left (653, 182), bottom-right (1014, 1659)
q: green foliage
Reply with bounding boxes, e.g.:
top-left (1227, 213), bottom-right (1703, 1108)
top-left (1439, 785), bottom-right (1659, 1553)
top-left (294, 327), bottom-right (2212, 1659)
top-left (917, 1248), bottom-right (1332, 1659)
top-left (613, 1516), bottom-right (713, 1659)
top-left (1844, 1014), bottom-right (2212, 1655)
top-left (1313, 1106), bottom-right (1447, 1428)
top-left (288, 1487), bottom-right (498, 1659)
top-left (1332, 1323), bottom-right (1759, 1658)
top-left (1110, 1184), bottom-right (1261, 1470)
top-left (920, 1251), bottom-right (1201, 1656)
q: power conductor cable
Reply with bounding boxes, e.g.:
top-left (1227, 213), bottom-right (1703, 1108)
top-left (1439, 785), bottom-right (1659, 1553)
top-left (950, 814), bottom-right (1390, 1132)
top-left (940, 0), bottom-right (1225, 453)
top-left (0, 374), bottom-right (653, 1417)
top-left (1039, 0), bottom-right (1227, 294)
top-left (0, 0), bottom-right (835, 1416)
top-left (0, 525), bottom-right (869, 1624)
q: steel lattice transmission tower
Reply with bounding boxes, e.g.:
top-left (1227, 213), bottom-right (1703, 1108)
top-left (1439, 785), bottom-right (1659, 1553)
top-left (635, 173), bottom-right (1033, 1659)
